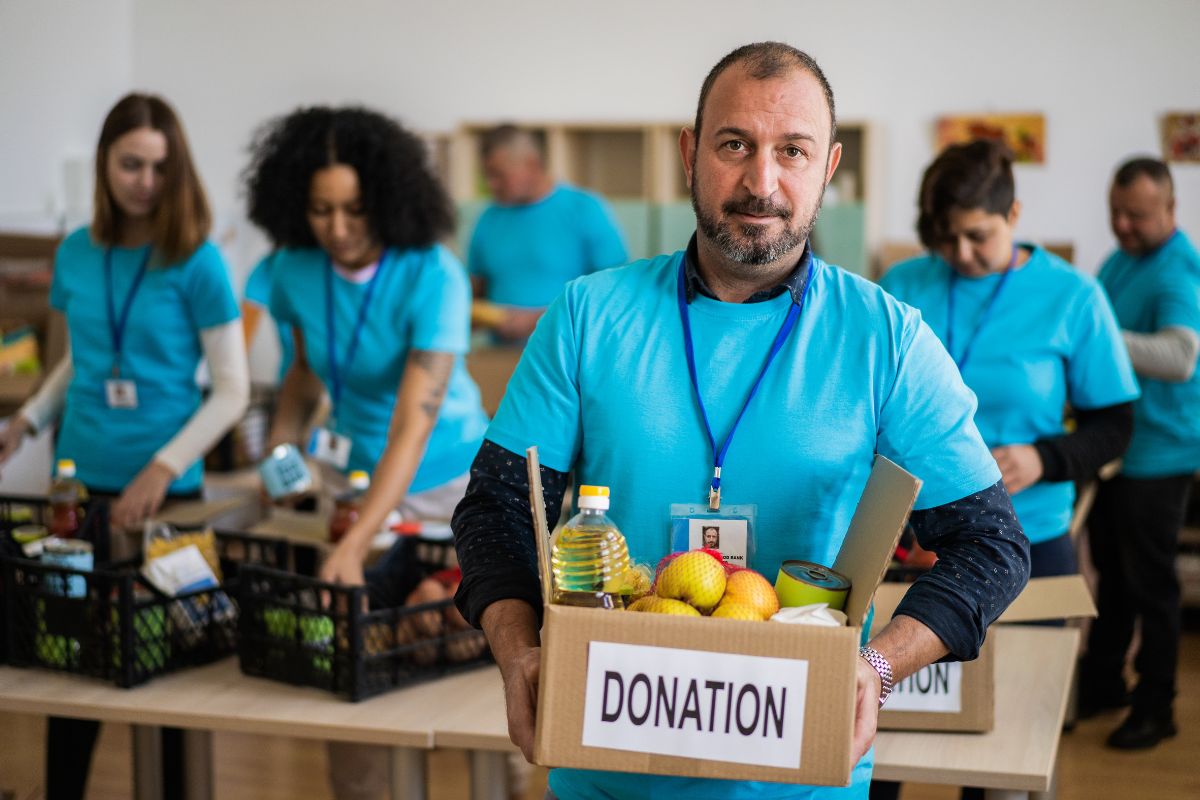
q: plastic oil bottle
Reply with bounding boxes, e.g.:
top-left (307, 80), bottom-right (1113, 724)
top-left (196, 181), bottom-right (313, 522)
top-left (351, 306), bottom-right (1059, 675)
top-left (329, 470), bottom-right (370, 544)
top-left (550, 485), bottom-right (631, 609)
top-left (48, 459), bottom-right (87, 539)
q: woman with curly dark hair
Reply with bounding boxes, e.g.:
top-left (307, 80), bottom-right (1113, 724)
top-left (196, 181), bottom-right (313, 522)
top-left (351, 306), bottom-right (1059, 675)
top-left (244, 106), bottom-right (491, 797)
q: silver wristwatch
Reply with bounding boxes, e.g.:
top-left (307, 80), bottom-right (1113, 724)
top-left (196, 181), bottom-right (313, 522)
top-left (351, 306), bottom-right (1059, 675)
top-left (859, 646), bottom-right (894, 707)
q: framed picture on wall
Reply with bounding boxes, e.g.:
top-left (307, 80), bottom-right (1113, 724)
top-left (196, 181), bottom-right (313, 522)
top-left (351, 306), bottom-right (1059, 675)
top-left (935, 113), bottom-right (1046, 164)
top-left (1161, 113), bottom-right (1200, 163)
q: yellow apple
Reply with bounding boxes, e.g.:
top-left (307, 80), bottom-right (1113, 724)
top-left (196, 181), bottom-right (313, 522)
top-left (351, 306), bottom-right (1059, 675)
top-left (711, 602), bottom-right (763, 621)
top-left (655, 551), bottom-right (727, 612)
top-left (720, 569), bottom-right (780, 620)
top-left (627, 596), bottom-right (702, 616)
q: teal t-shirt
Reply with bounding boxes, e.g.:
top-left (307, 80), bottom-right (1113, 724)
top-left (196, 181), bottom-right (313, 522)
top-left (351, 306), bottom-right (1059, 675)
top-left (244, 252), bottom-right (294, 382)
top-left (1098, 230), bottom-right (1200, 477)
top-left (485, 250), bottom-right (1001, 799)
top-left (268, 245), bottom-right (489, 491)
top-left (50, 227), bottom-right (240, 493)
top-left (880, 246), bottom-right (1139, 543)
top-left (468, 183), bottom-right (628, 308)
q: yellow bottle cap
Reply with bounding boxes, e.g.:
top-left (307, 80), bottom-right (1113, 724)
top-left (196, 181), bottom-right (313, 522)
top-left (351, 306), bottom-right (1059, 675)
top-left (56, 459), bottom-right (77, 477)
top-left (577, 485), bottom-right (610, 498)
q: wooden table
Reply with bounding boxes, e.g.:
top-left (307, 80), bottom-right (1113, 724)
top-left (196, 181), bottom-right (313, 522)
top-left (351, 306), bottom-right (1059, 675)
top-left (0, 658), bottom-right (464, 800)
top-left (432, 625), bottom-right (1079, 800)
top-left (0, 626), bottom-right (1075, 800)
top-left (874, 625), bottom-right (1076, 799)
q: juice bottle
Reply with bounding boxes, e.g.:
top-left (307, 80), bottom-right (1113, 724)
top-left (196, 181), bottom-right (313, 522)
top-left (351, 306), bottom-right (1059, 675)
top-left (48, 459), bottom-right (87, 539)
top-left (550, 485), bottom-right (631, 609)
top-left (329, 470), bottom-right (370, 544)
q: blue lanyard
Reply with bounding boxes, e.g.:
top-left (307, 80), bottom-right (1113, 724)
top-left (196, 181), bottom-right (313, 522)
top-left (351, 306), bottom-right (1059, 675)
top-left (325, 250), bottom-right (387, 413)
top-left (945, 247), bottom-right (1017, 372)
top-left (677, 255), bottom-right (814, 511)
top-left (104, 246), bottom-right (152, 377)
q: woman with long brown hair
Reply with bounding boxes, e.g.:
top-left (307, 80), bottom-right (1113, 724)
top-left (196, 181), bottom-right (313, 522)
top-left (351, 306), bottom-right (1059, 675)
top-left (0, 92), bottom-right (248, 799)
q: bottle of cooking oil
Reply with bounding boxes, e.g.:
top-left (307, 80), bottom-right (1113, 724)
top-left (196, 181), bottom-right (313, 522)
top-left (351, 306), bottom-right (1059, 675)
top-left (550, 485), bottom-right (631, 609)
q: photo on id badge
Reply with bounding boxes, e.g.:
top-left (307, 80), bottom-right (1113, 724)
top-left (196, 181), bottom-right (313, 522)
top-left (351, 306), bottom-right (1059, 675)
top-left (105, 378), bottom-right (138, 409)
top-left (689, 518), bottom-right (747, 564)
top-left (670, 504), bottom-right (754, 567)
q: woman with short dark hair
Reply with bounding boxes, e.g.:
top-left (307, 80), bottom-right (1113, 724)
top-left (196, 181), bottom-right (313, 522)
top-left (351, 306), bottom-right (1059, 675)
top-left (881, 139), bottom-right (1139, 579)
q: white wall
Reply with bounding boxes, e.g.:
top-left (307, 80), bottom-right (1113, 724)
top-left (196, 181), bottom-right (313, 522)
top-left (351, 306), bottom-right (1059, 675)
top-left (0, 0), bottom-right (133, 225)
top-left (4, 0), bottom-right (1198, 276)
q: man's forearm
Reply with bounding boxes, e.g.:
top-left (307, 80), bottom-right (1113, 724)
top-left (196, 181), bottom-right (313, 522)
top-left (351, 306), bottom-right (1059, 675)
top-left (897, 479), bottom-right (1030, 660)
top-left (481, 598), bottom-right (541, 675)
top-left (1124, 326), bottom-right (1199, 382)
top-left (868, 614), bottom-right (949, 682)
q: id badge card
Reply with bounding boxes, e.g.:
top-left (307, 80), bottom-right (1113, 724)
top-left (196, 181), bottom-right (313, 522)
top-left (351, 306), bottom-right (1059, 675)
top-left (308, 426), bottom-right (352, 470)
top-left (669, 503), bottom-right (757, 569)
top-left (105, 379), bottom-right (139, 409)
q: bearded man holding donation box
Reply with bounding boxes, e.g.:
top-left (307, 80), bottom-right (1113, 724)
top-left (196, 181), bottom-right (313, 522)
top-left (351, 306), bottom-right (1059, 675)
top-left (452, 42), bottom-right (1030, 800)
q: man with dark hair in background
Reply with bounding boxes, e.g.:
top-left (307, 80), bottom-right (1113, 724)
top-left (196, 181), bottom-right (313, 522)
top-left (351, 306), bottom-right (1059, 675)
top-left (468, 124), bottom-right (628, 341)
top-left (1081, 157), bottom-right (1200, 749)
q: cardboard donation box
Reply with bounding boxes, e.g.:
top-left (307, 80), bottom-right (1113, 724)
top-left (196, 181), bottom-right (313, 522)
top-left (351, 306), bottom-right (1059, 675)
top-left (874, 574), bottom-right (1097, 732)
top-left (527, 447), bottom-right (922, 787)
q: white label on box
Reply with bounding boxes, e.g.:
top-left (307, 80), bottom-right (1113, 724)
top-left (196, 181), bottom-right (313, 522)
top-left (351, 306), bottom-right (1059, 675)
top-left (885, 662), bottom-right (962, 713)
top-left (581, 641), bottom-right (808, 769)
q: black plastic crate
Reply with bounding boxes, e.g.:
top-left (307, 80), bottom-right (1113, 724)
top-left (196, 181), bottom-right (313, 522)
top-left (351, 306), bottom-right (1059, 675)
top-left (0, 495), bottom-right (302, 687)
top-left (237, 537), bottom-right (490, 701)
top-left (3, 556), bottom-right (238, 686)
top-left (0, 493), bottom-right (97, 665)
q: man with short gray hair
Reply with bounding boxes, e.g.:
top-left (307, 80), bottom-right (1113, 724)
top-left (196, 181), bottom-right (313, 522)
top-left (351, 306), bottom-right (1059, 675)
top-left (468, 124), bottom-right (627, 341)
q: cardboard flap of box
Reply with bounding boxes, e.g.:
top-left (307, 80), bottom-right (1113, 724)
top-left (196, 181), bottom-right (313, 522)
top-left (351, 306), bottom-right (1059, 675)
top-left (996, 574), bottom-right (1096, 622)
top-left (832, 456), bottom-right (922, 628)
top-left (248, 508), bottom-right (329, 546)
top-left (155, 496), bottom-right (251, 529)
top-left (871, 574), bottom-right (1096, 632)
top-left (526, 446), bottom-right (554, 605)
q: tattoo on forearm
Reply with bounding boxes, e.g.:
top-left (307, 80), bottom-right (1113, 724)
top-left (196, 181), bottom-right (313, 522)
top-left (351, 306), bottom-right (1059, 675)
top-left (411, 350), bottom-right (453, 421)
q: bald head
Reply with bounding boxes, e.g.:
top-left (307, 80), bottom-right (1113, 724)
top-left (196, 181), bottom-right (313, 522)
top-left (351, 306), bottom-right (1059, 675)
top-left (693, 42), bottom-right (836, 145)
top-left (1110, 157), bottom-right (1176, 255)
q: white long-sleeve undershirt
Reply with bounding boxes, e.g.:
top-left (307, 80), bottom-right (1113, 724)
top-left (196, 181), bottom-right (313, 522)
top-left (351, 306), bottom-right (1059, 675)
top-left (1123, 326), bottom-right (1200, 383)
top-left (18, 319), bottom-right (250, 477)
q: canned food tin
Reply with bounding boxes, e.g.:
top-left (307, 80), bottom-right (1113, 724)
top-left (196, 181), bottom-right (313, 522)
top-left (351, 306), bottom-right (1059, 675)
top-left (42, 538), bottom-right (94, 598)
top-left (774, 559), bottom-right (852, 610)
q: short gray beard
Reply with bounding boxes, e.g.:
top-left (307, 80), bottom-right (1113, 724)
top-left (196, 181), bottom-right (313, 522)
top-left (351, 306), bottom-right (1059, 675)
top-left (691, 171), bottom-right (823, 276)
